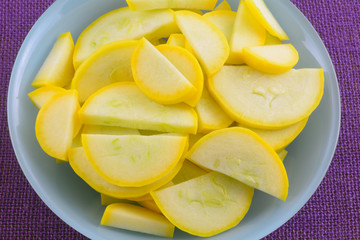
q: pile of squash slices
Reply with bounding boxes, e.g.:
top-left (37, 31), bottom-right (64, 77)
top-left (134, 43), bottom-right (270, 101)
top-left (28, 0), bottom-right (324, 238)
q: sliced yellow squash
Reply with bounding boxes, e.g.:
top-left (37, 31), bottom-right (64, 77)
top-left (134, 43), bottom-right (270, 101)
top-left (132, 38), bottom-right (197, 105)
top-left (80, 82), bottom-right (198, 134)
top-left (277, 149), bottom-right (288, 161)
top-left (203, 10), bottom-right (241, 64)
top-left (196, 88), bottom-right (233, 133)
top-left (237, 118), bottom-right (308, 151)
top-left (243, 44), bottom-right (299, 74)
top-left (137, 199), bottom-right (162, 213)
top-left (172, 160), bottom-right (208, 184)
top-left (265, 31), bottom-right (282, 45)
top-left (214, 0), bottom-right (232, 11)
top-left (157, 44), bottom-right (204, 107)
top-left (71, 40), bottom-right (138, 103)
top-left (175, 10), bottom-right (229, 76)
top-left (101, 203), bottom-right (174, 237)
top-left (73, 7), bottom-right (179, 69)
top-left (208, 66), bottom-right (324, 129)
top-left (32, 32), bottom-right (74, 88)
top-left (151, 172), bottom-right (254, 237)
top-left (126, 0), bottom-right (217, 11)
top-left (167, 33), bottom-right (186, 47)
top-left (229, 1), bottom-right (266, 62)
top-left (82, 134), bottom-right (188, 187)
top-left (68, 147), bottom-right (184, 199)
top-left (82, 125), bottom-right (140, 136)
top-left (244, 0), bottom-right (289, 40)
top-left (35, 90), bottom-right (79, 160)
top-left (186, 127), bottom-right (288, 200)
top-left (28, 85), bottom-right (66, 109)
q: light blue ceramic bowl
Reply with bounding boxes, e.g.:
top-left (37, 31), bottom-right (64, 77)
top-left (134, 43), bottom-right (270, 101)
top-left (8, 0), bottom-right (340, 239)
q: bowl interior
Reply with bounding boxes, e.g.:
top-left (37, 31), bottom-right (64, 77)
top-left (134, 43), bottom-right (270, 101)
top-left (8, 0), bottom-right (340, 239)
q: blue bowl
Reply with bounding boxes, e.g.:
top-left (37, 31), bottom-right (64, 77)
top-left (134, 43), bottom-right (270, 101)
top-left (8, 0), bottom-right (340, 239)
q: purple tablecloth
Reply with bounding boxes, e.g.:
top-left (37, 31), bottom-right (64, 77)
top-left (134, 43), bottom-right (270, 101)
top-left (1, 0), bottom-right (359, 239)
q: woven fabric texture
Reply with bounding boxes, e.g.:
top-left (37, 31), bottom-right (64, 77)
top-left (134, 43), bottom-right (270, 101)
top-left (1, 0), bottom-right (359, 239)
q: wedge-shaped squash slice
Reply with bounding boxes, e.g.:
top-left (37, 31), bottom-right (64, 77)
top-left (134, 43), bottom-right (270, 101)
top-left (151, 172), bottom-right (254, 237)
top-left (126, 0), bottom-right (217, 11)
top-left (82, 134), bottom-right (187, 187)
top-left (72, 40), bottom-right (138, 103)
top-left (172, 160), bottom-right (208, 184)
top-left (244, 0), bottom-right (289, 40)
top-left (32, 32), bottom-right (74, 88)
top-left (237, 118), bottom-right (308, 151)
top-left (80, 82), bottom-right (198, 134)
top-left (35, 90), bottom-right (79, 160)
top-left (243, 44), bottom-right (299, 74)
top-left (157, 44), bottom-right (204, 107)
top-left (132, 38), bottom-right (197, 105)
top-left (265, 31), bottom-right (282, 45)
top-left (82, 125), bottom-right (140, 136)
top-left (167, 33), bottom-right (186, 47)
top-left (73, 7), bottom-right (179, 69)
top-left (137, 199), bottom-right (162, 213)
top-left (208, 66), bottom-right (324, 129)
top-left (175, 11), bottom-right (229, 76)
top-left (28, 86), bottom-right (66, 109)
top-left (196, 88), bottom-right (233, 133)
top-left (278, 149), bottom-right (288, 161)
top-left (214, 0), bottom-right (232, 11)
top-left (203, 11), bottom-right (241, 64)
top-left (202, 10), bottom-right (235, 47)
top-left (101, 203), bottom-right (175, 237)
top-left (68, 147), bottom-right (184, 199)
top-left (186, 127), bottom-right (288, 200)
top-left (229, 1), bottom-right (266, 63)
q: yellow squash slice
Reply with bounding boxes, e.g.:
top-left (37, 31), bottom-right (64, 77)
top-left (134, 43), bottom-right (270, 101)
top-left (186, 127), bottom-right (288, 200)
top-left (203, 10), bottom-right (241, 64)
top-left (35, 90), bottom-right (79, 160)
top-left (132, 38), bottom-right (197, 105)
top-left (68, 147), bottom-right (184, 199)
top-left (126, 0), bottom-right (217, 11)
top-left (278, 149), bottom-right (288, 161)
top-left (28, 85), bottom-right (66, 109)
top-left (32, 32), bottom-right (74, 88)
top-left (101, 203), bottom-right (175, 237)
top-left (208, 66), bottom-right (324, 129)
top-left (167, 33), bottom-right (186, 47)
top-left (244, 0), bottom-right (289, 40)
top-left (157, 44), bottom-right (204, 107)
top-left (172, 160), bottom-right (208, 184)
top-left (82, 134), bottom-right (188, 187)
top-left (196, 88), bottom-right (233, 133)
top-left (265, 31), bottom-right (282, 45)
top-left (151, 172), bottom-right (254, 237)
top-left (229, 1), bottom-right (266, 62)
top-left (73, 7), bottom-right (179, 69)
top-left (214, 0), bottom-right (232, 11)
top-left (237, 118), bottom-right (308, 151)
top-left (175, 10), bottom-right (230, 76)
top-left (82, 125), bottom-right (140, 136)
top-left (80, 82), bottom-right (198, 134)
top-left (243, 44), bottom-right (299, 74)
top-left (137, 199), bottom-right (162, 213)
top-left (71, 40), bottom-right (138, 103)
